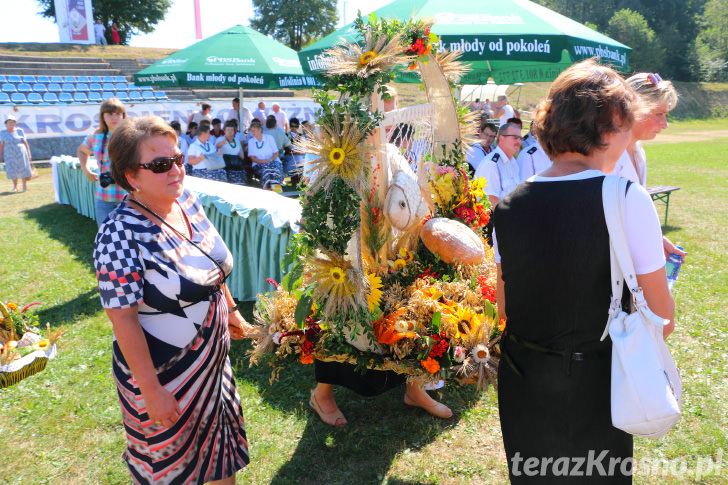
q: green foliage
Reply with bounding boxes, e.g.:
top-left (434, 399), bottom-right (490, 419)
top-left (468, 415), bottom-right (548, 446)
top-left (36, 0), bottom-right (171, 44)
top-left (694, 0), bottom-right (728, 81)
top-left (606, 9), bottom-right (666, 74)
top-left (300, 177), bottom-right (361, 254)
top-left (250, 0), bottom-right (338, 51)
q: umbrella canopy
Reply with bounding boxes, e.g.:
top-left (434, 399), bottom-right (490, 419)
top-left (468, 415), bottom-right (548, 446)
top-left (135, 25), bottom-right (318, 89)
top-left (299, 0), bottom-right (630, 84)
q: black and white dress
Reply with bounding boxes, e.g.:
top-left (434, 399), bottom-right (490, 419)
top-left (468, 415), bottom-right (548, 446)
top-left (493, 171), bottom-right (665, 484)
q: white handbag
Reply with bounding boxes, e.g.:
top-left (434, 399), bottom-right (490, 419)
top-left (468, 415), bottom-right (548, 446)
top-left (600, 175), bottom-right (682, 438)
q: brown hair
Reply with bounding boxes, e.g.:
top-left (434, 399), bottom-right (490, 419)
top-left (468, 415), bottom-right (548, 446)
top-left (108, 115), bottom-right (177, 192)
top-left (98, 98), bottom-right (127, 133)
top-left (533, 59), bottom-right (636, 159)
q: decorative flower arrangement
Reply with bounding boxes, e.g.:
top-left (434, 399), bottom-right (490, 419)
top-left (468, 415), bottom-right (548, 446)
top-left (249, 13), bottom-right (501, 390)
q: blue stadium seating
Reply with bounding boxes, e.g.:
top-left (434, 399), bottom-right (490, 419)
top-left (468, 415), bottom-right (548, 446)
top-left (142, 91), bottom-right (155, 101)
top-left (0, 93), bottom-right (10, 104)
top-left (102, 75), bottom-right (115, 83)
top-left (75, 83), bottom-right (90, 92)
top-left (32, 83), bottom-right (47, 93)
top-left (47, 83), bottom-right (62, 93)
top-left (8, 75), bottom-right (21, 83)
top-left (102, 91), bottom-right (114, 100)
top-left (129, 91), bottom-right (142, 102)
top-left (22, 75), bottom-right (36, 83)
top-left (61, 83), bottom-right (75, 92)
top-left (17, 83), bottom-right (31, 93)
top-left (89, 83), bottom-right (102, 91)
top-left (115, 82), bottom-right (128, 91)
top-left (140, 85), bottom-right (153, 91)
top-left (102, 83), bottom-right (115, 91)
top-left (37, 75), bottom-right (50, 83)
top-left (2, 83), bottom-right (16, 92)
top-left (50, 76), bottom-right (63, 83)
top-left (11, 93), bottom-right (27, 103)
top-left (43, 92), bottom-right (59, 103)
top-left (88, 92), bottom-right (102, 103)
top-left (73, 92), bottom-right (89, 103)
top-left (116, 92), bottom-right (129, 101)
top-left (154, 91), bottom-right (168, 100)
top-left (63, 76), bottom-right (77, 83)
top-left (77, 76), bottom-right (90, 83)
top-left (114, 76), bottom-right (127, 83)
top-left (127, 83), bottom-right (141, 91)
top-left (58, 92), bottom-right (73, 103)
top-left (0, 76), bottom-right (6, 83)
top-left (27, 92), bottom-right (43, 104)
top-left (90, 76), bottom-right (102, 83)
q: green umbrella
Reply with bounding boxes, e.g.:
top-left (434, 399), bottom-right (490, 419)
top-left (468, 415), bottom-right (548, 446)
top-left (299, 0), bottom-right (630, 84)
top-left (134, 25), bottom-right (319, 89)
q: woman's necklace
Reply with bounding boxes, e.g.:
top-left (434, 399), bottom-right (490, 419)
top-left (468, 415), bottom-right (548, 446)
top-left (227, 138), bottom-right (237, 149)
top-left (201, 140), bottom-right (211, 152)
top-left (254, 138), bottom-right (264, 150)
top-left (131, 196), bottom-right (189, 239)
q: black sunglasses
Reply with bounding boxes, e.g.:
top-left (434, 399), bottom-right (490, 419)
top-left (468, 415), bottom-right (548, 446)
top-left (138, 153), bottom-right (185, 173)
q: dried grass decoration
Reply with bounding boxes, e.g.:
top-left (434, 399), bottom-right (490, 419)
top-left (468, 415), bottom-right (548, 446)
top-left (325, 26), bottom-right (410, 78)
top-left (308, 250), bottom-right (366, 319)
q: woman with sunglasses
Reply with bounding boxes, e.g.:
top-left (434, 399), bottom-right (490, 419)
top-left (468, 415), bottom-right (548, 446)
top-left (78, 97), bottom-right (128, 226)
top-left (93, 116), bottom-right (253, 484)
top-left (609, 72), bottom-right (686, 261)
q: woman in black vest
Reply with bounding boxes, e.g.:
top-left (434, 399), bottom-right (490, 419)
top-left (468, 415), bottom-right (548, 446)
top-left (493, 60), bottom-right (675, 484)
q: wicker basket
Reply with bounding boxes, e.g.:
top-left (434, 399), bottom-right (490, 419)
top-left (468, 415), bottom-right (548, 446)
top-left (0, 345), bottom-right (57, 389)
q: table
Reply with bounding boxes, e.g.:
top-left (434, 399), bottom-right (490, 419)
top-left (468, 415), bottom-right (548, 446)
top-left (51, 156), bottom-right (301, 301)
top-left (647, 185), bottom-right (680, 226)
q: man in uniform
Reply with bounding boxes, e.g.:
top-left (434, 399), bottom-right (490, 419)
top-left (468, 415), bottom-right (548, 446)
top-left (516, 139), bottom-right (552, 182)
top-left (466, 122), bottom-right (497, 174)
top-left (474, 121), bottom-right (522, 208)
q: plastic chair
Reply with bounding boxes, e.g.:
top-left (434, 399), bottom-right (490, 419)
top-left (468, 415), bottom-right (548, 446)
top-left (127, 83), bottom-right (141, 91)
top-left (76, 76), bottom-right (90, 83)
top-left (7, 75), bottom-right (21, 83)
top-left (32, 83), bottom-right (48, 93)
top-left (63, 76), bottom-right (77, 83)
top-left (102, 75), bottom-right (115, 83)
top-left (116, 92), bottom-right (129, 101)
top-left (0, 75), bottom-right (6, 83)
top-left (58, 92), bottom-right (73, 103)
top-left (2, 83), bottom-right (17, 93)
top-left (114, 76), bottom-right (127, 83)
top-left (89, 83), bottom-right (102, 92)
top-left (154, 91), bottom-right (168, 100)
top-left (27, 92), bottom-right (43, 104)
top-left (37, 75), bottom-right (50, 83)
top-left (10, 92), bottom-right (28, 103)
top-left (75, 83), bottom-right (90, 92)
top-left (50, 75), bottom-right (64, 83)
top-left (102, 91), bottom-right (114, 100)
top-left (141, 91), bottom-right (155, 101)
top-left (17, 83), bottom-right (31, 93)
top-left (61, 83), bottom-right (76, 92)
top-left (47, 83), bottom-right (62, 93)
top-left (88, 92), bottom-right (102, 103)
top-left (115, 82), bottom-right (128, 91)
top-left (43, 92), bottom-right (59, 103)
top-left (102, 83), bottom-right (115, 91)
top-left (73, 92), bottom-right (89, 103)
top-left (129, 91), bottom-right (142, 102)
top-left (22, 75), bottom-right (36, 83)
top-left (140, 85), bottom-right (153, 91)
top-left (0, 93), bottom-right (11, 104)
top-left (89, 76), bottom-right (102, 83)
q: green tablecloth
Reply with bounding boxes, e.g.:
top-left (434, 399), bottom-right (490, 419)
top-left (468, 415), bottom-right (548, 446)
top-left (52, 156), bottom-right (300, 301)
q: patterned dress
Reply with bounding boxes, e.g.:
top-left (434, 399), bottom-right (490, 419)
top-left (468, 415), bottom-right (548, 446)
top-left (1, 128), bottom-right (32, 180)
top-left (93, 190), bottom-right (249, 484)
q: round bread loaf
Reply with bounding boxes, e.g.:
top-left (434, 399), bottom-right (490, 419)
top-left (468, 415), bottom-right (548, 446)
top-left (420, 217), bottom-right (484, 265)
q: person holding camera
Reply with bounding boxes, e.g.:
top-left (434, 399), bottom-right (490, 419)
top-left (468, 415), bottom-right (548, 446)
top-left (78, 97), bottom-right (128, 226)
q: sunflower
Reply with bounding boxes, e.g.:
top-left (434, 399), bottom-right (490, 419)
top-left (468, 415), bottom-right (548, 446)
top-left (445, 306), bottom-right (483, 341)
top-left (365, 272), bottom-right (383, 311)
top-left (324, 27), bottom-right (410, 78)
top-left (308, 250), bottom-right (366, 318)
top-left (297, 111), bottom-right (373, 196)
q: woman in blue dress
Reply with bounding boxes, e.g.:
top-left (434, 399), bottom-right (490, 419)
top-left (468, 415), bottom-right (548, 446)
top-left (0, 115), bottom-right (33, 193)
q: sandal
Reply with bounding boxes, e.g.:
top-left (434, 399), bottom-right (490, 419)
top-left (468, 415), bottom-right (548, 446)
top-left (309, 389), bottom-right (347, 427)
top-left (404, 394), bottom-right (453, 419)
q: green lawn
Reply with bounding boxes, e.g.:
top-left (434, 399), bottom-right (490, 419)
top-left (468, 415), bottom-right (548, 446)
top-left (1, 125), bottom-right (727, 484)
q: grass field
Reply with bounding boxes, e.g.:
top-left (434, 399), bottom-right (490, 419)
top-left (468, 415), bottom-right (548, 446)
top-left (1, 120), bottom-right (727, 484)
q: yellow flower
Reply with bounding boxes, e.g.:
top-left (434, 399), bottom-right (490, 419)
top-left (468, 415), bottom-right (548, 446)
top-left (398, 247), bottom-right (413, 263)
top-left (32, 339), bottom-right (50, 352)
top-left (365, 273), bottom-right (383, 312)
top-left (330, 267), bottom-right (346, 284)
top-left (359, 51), bottom-right (377, 66)
top-left (393, 259), bottom-right (406, 271)
top-left (421, 287), bottom-right (443, 302)
top-left (329, 147), bottom-right (346, 166)
top-left (470, 177), bottom-right (487, 200)
top-left (446, 306), bottom-right (483, 340)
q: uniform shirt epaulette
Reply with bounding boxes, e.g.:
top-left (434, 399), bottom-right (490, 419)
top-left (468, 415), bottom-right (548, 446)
top-left (491, 153), bottom-right (501, 162)
top-left (527, 146), bottom-right (538, 155)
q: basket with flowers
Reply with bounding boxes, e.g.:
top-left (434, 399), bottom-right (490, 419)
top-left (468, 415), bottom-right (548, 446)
top-left (249, 14), bottom-right (501, 390)
top-left (0, 301), bottom-right (63, 388)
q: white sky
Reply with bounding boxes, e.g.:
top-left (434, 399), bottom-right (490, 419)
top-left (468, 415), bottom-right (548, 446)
top-left (2, 0), bottom-right (393, 49)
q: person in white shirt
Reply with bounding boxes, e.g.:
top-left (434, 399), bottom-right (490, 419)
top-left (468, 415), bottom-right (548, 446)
top-left (169, 121), bottom-right (189, 164)
top-left (467, 122), bottom-right (497, 174)
top-left (231, 97), bottom-right (253, 133)
top-left (252, 102), bottom-right (267, 124)
top-left (608, 72), bottom-right (685, 260)
top-left (186, 124), bottom-right (226, 182)
top-left (493, 95), bottom-right (515, 128)
top-left (187, 103), bottom-right (212, 127)
top-left (247, 119), bottom-right (283, 191)
top-left (516, 140), bottom-right (552, 182)
top-left (271, 103), bottom-right (288, 133)
top-left (94, 20), bottom-right (107, 45)
top-left (216, 120), bottom-right (247, 185)
top-left (474, 121), bottom-right (523, 208)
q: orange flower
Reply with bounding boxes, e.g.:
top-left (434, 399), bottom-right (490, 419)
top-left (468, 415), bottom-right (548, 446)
top-left (7, 303), bottom-right (17, 311)
top-left (373, 308), bottom-right (413, 344)
top-left (499, 317), bottom-right (507, 332)
top-left (300, 353), bottom-right (314, 364)
top-left (421, 357), bottom-right (440, 374)
top-left (408, 63), bottom-right (417, 70)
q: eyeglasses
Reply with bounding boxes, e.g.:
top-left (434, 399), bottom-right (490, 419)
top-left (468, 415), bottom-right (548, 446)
top-left (500, 134), bottom-right (521, 139)
top-left (646, 73), bottom-right (663, 86)
top-left (137, 153), bottom-right (184, 173)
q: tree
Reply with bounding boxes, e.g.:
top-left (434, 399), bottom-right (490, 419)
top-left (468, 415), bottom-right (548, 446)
top-left (694, 0), bottom-right (728, 81)
top-left (251, 0), bottom-right (338, 51)
top-left (606, 9), bottom-right (665, 74)
top-left (36, 0), bottom-right (172, 45)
